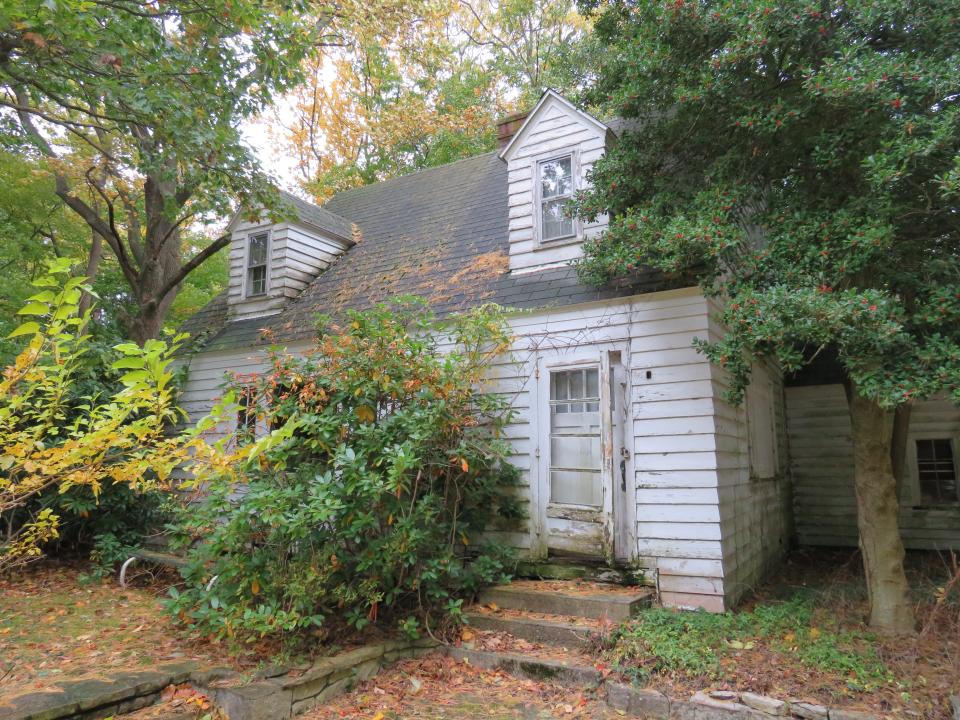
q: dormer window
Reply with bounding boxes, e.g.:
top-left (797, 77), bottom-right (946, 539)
top-left (246, 232), bottom-right (269, 297)
top-left (537, 153), bottom-right (577, 243)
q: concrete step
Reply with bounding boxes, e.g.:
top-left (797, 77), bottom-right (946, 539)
top-left (478, 579), bottom-right (653, 622)
top-left (465, 609), bottom-right (601, 647)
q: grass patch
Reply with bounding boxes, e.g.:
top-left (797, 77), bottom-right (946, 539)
top-left (609, 592), bottom-right (892, 692)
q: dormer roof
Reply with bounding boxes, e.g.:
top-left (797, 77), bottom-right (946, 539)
top-left (224, 190), bottom-right (355, 244)
top-left (498, 89), bottom-right (614, 161)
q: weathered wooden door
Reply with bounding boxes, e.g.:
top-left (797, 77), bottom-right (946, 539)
top-left (534, 347), bottom-right (631, 562)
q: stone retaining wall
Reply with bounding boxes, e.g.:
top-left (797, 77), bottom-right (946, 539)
top-left (0, 639), bottom-right (438, 720)
top-left (0, 662), bottom-right (196, 720)
top-left (205, 638), bottom-right (438, 720)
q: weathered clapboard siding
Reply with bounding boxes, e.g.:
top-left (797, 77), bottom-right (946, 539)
top-left (177, 285), bottom-right (755, 611)
top-left (502, 92), bottom-right (610, 274)
top-left (178, 342), bottom-right (313, 438)
top-left (703, 302), bottom-right (792, 608)
top-left (786, 384), bottom-right (960, 550)
top-left (227, 219), bottom-right (349, 321)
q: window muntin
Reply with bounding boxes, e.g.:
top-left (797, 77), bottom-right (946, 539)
top-left (549, 367), bottom-right (602, 507)
top-left (538, 155), bottom-right (575, 242)
top-left (246, 233), bottom-right (269, 297)
top-left (915, 438), bottom-right (958, 505)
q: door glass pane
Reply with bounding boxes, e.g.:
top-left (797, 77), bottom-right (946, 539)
top-left (550, 368), bottom-right (601, 507)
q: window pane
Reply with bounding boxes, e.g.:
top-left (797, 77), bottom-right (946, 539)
top-left (248, 265), bottom-right (266, 296)
top-left (916, 439), bottom-right (958, 505)
top-left (248, 234), bottom-right (268, 266)
top-left (541, 198), bottom-right (574, 241)
top-left (540, 156), bottom-right (573, 199)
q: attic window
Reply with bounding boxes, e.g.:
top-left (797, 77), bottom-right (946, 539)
top-left (915, 438), bottom-right (959, 505)
top-left (538, 154), bottom-right (576, 242)
top-left (246, 232), bottom-right (269, 297)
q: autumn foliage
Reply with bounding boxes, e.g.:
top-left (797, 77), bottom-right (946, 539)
top-left (166, 300), bottom-right (521, 646)
top-left (0, 260), bottom-right (187, 571)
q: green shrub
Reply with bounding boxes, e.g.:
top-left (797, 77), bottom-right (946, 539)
top-left (166, 300), bottom-right (522, 648)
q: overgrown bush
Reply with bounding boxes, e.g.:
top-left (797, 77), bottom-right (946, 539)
top-left (167, 300), bottom-right (522, 647)
top-left (0, 260), bottom-right (187, 572)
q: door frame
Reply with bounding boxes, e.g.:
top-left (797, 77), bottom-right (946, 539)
top-left (531, 344), bottom-right (634, 563)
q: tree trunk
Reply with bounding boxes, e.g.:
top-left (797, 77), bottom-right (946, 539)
top-left (846, 384), bottom-right (915, 634)
top-left (78, 230), bottom-right (103, 317)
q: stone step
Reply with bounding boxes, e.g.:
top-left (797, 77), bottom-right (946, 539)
top-left (514, 560), bottom-right (654, 587)
top-left (478, 579), bottom-right (653, 622)
top-left (465, 609), bottom-right (601, 647)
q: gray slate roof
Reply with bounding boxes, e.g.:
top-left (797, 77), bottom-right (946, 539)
top-left (278, 190), bottom-right (353, 242)
top-left (182, 151), bottom-right (676, 353)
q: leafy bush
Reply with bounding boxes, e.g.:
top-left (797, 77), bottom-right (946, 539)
top-left (0, 260), bottom-right (188, 572)
top-left (609, 594), bottom-right (892, 690)
top-left (167, 300), bottom-right (521, 647)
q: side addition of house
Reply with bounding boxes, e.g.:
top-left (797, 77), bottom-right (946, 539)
top-left (179, 90), bottom-right (960, 613)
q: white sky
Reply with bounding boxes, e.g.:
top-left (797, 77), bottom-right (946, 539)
top-left (241, 110), bottom-right (303, 194)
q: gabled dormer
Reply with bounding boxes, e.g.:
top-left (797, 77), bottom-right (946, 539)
top-left (225, 191), bottom-right (354, 321)
top-left (499, 90), bottom-right (614, 274)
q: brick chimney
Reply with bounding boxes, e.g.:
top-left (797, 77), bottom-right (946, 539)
top-left (496, 109), bottom-right (530, 150)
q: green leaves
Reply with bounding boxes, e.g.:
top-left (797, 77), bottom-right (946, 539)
top-left (164, 300), bottom-right (519, 648)
top-left (7, 322), bottom-right (40, 339)
top-left (0, 263), bottom-right (186, 572)
top-left (576, 0), bottom-right (960, 406)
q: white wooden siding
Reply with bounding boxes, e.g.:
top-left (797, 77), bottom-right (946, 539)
top-left (227, 219), bottom-right (349, 321)
top-left (503, 95), bottom-right (610, 274)
top-left (703, 301), bottom-right (792, 609)
top-left (786, 384), bottom-right (960, 550)
top-left (179, 286), bottom-right (766, 611)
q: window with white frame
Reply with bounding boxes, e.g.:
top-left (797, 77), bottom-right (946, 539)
top-left (245, 232), bottom-right (269, 297)
top-left (549, 367), bottom-right (602, 507)
top-left (746, 372), bottom-right (778, 479)
top-left (915, 438), bottom-right (959, 505)
top-left (538, 154), bottom-right (576, 242)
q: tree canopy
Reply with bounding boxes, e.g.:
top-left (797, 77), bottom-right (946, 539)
top-left (574, 0), bottom-right (960, 634)
top-left (283, 0), bottom-right (593, 199)
top-left (0, 0), bottom-right (321, 341)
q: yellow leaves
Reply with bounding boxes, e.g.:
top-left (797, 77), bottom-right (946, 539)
top-left (460, 627), bottom-right (475, 642)
top-left (809, 627), bottom-right (821, 640)
top-left (356, 405), bottom-right (376, 423)
top-left (251, 578), bottom-right (261, 595)
top-left (461, 458), bottom-right (469, 473)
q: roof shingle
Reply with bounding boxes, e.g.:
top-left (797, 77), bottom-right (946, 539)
top-left (182, 151), bottom-right (677, 352)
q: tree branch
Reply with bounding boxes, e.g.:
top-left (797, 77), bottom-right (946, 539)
top-left (155, 232), bottom-right (230, 304)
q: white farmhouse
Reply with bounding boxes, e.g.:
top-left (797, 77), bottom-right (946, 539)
top-left (179, 91), bottom-right (960, 612)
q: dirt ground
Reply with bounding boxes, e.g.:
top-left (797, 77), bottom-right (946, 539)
top-left (300, 654), bottom-right (620, 720)
top-left (0, 564), bottom-right (235, 697)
